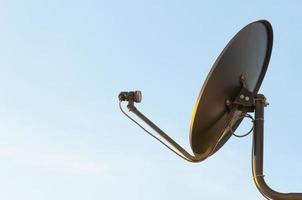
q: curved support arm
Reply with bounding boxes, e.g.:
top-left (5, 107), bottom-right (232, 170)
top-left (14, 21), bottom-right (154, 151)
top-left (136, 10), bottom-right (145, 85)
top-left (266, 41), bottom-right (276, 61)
top-left (120, 101), bottom-right (207, 163)
top-left (252, 95), bottom-right (302, 200)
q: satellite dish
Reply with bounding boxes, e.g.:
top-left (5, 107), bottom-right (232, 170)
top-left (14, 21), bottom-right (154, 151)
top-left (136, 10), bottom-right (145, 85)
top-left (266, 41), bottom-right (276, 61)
top-left (190, 20), bottom-right (272, 158)
top-left (118, 20), bottom-right (302, 199)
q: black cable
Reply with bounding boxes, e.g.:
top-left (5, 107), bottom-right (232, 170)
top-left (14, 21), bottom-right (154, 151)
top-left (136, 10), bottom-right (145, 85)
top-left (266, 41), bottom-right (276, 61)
top-left (231, 113), bottom-right (254, 138)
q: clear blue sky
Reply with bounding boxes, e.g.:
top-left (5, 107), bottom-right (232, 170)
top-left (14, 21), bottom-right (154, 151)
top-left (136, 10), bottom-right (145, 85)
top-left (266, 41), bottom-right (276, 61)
top-left (0, 0), bottom-right (301, 199)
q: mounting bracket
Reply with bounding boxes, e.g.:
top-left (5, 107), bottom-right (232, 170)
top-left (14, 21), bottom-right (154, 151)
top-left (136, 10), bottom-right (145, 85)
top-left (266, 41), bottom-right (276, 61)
top-left (226, 75), bottom-right (255, 112)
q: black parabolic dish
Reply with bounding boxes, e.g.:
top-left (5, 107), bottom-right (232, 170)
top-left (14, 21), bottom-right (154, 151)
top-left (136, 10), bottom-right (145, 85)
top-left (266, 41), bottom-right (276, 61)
top-left (190, 20), bottom-right (273, 159)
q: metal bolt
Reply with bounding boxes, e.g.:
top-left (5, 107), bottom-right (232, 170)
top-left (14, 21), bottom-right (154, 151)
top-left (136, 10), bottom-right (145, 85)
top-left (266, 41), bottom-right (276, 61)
top-left (245, 96), bottom-right (250, 101)
top-left (225, 99), bottom-right (231, 106)
top-left (240, 94), bottom-right (245, 99)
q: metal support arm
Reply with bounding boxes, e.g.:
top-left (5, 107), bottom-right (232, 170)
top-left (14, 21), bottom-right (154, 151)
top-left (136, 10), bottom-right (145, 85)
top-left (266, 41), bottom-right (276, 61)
top-left (253, 94), bottom-right (302, 200)
top-left (123, 101), bottom-right (207, 162)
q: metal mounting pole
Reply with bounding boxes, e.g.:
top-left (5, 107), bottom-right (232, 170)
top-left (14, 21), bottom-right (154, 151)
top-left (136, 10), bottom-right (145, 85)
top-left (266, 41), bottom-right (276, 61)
top-left (252, 94), bottom-right (302, 200)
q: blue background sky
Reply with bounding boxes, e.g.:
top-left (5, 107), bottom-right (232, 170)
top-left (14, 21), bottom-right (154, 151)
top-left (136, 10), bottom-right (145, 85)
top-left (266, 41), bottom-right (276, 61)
top-left (0, 0), bottom-right (302, 199)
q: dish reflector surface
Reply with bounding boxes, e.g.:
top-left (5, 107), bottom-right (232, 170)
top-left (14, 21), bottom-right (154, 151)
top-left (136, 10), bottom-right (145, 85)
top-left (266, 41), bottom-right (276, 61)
top-left (190, 20), bottom-right (273, 158)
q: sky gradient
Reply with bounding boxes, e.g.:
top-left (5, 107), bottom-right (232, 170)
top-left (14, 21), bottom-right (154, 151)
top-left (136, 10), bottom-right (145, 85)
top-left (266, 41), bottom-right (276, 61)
top-left (0, 0), bottom-right (302, 199)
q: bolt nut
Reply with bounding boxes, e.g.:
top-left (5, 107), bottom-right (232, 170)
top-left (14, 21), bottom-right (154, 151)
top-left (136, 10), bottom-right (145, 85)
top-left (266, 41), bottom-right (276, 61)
top-left (225, 99), bottom-right (231, 106)
top-left (245, 96), bottom-right (250, 101)
top-left (240, 94), bottom-right (245, 99)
